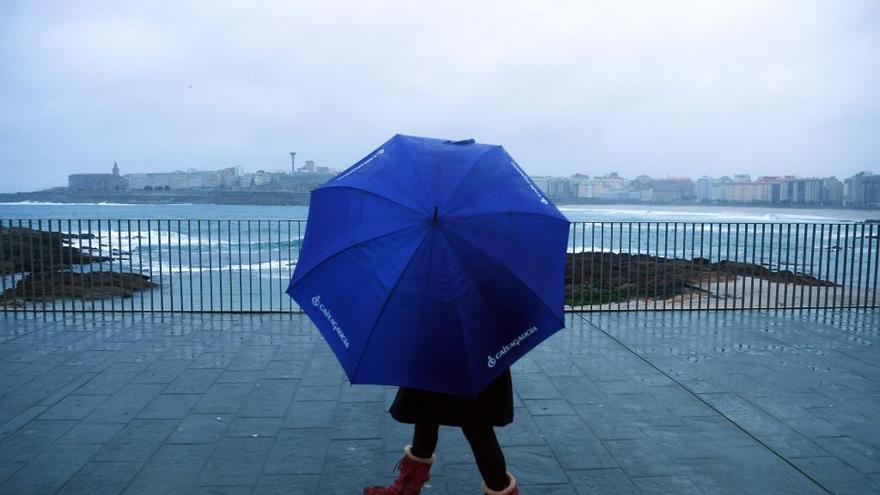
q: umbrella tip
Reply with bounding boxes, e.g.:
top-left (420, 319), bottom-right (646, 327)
top-left (433, 206), bottom-right (439, 223)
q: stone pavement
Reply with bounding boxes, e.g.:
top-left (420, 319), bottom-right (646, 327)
top-left (0, 309), bottom-right (878, 494)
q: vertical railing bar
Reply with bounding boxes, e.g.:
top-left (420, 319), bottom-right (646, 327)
top-left (147, 221), bottom-right (155, 312)
top-left (871, 223), bottom-right (879, 308)
top-left (219, 220), bottom-right (225, 312)
top-left (238, 220), bottom-right (243, 311)
top-left (247, 220), bottom-right (254, 311)
top-left (755, 223), bottom-right (767, 309)
top-left (579, 222), bottom-right (587, 311)
top-left (568, 223), bottom-right (575, 309)
top-left (177, 220), bottom-right (184, 315)
top-left (590, 222), bottom-right (596, 310)
top-left (40, 219), bottom-right (50, 314)
top-left (791, 223), bottom-right (799, 309)
top-left (229, 220), bottom-right (235, 311)
top-left (708, 223), bottom-right (715, 310)
top-left (673, 222), bottom-right (679, 311)
top-left (52, 219), bottom-right (60, 315)
top-left (126, 219), bottom-right (132, 313)
top-left (286, 220), bottom-right (293, 312)
top-left (699, 223), bottom-right (705, 311)
top-left (662, 221), bottom-right (668, 311)
top-left (26, 220), bottom-right (35, 316)
top-left (653, 222), bottom-right (660, 310)
top-left (617, 222), bottom-right (623, 311)
top-left (782, 224), bottom-right (791, 310)
top-left (731, 223), bottom-right (738, 310)
top-left (842, 224), bottom-right (851, 308)
top-left (748, 224), bottom-right (756, 309)
top-left (689, 223), bottom-right (696, 310)
top-left (822, 224), bottom-right (831, 309)
top-left (626, 222), bottom-right (632, 310)
top-left (268, 220), bottom-right (274, 311)
top-left (766, 224), bottom-right (774, 311)
top-left (0, 220), bottom-right (6, 316)
top-left (296, 220), bottom-right (302, 312)
top-left (799, 223), bottom-right (807, 309)
top-left (137, 220), bottom-right (145, 313)
top-left (208, 220), bottom-right (214, 312)
top-left (59, 220), bottom-right (67, 316)
top-left (608, 222), bottom-right (614, 310)
top-left (187, 220), bottom-right (193, 312)
top-left (76, 220), bottom-right (84, 314)
top-left (767, 223), bottom-right (779, 309)
top-left (855, 223), bottom-right (865, 309)
top-left (865, 223), bottom-right (875, 308)
top-left (85, 220), bottom-right (95, 315)
top-left (196, 220), bottom-right (203, 312)
top-left (258, 220), bottom-right (264, 313)
top-left (599, 222), bottom-right (605, 310)
top-left (565, 222), bottom-right (583, 309)
top-left (278, 220), bottom-right (284, 312)
top-left (96, 219), bottom-right (105, 316)
top-left (165, 220), bottom-right (172, 312)
top-left (722, 222), bottom-right (729, 310)
top-left (808, 223), bottom-right (816, 309)
top-left (116, 219), bottom-right (123, 315)
top-left (832, 224), bottom-right (841, 309)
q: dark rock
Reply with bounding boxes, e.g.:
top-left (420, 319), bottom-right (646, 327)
top-left (1, 271), bottom-right (157, 302)
top-left (565, 252), bottom-right (835, 305)
top-left (0, 226), bottom-right (111, 275)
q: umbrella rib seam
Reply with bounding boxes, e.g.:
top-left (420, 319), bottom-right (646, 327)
top-left (442, 228), bottom-right (566, 330)
top-left (438, 146), bottom-right (500, 213)
top-left (440, 236), bottom-right (494, 397)
top-left (349, 229), bottom-right (433, 382)
top-left (290, 224), bottom-right (425, 286)
top-left (318, 185), bottom-right (427, 216)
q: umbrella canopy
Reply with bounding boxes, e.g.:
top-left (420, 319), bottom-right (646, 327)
top-left (286, 134), bottom-right (569, 398)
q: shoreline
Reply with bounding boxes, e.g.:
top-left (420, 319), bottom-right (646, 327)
top-left (0, 190), bottom-right (878, 212)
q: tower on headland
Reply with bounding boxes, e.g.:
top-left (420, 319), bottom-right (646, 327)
top-left (289, 152), bottom-right (296, 174)
top-left (112, 161), bottom-right (120, 176)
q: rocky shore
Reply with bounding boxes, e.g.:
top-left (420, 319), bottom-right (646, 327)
top-left (0, 225), bottom-right (157, 304)
top-left (565, 251), bottom-right (835, 306)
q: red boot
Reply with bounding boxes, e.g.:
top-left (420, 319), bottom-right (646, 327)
top-left (483, 472), bottom-right (519, 495)
top-left (363, 445), bottom-right (435, 495)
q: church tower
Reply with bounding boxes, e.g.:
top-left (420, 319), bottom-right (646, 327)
top-left (112, 161), bottom-right (120, 176)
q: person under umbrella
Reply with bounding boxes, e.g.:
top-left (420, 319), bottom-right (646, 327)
top-left (287, 135), bottom-right (569, 495)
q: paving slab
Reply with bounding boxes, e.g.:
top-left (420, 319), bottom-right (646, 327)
top-left (0, 310), bottom-right (877, 494)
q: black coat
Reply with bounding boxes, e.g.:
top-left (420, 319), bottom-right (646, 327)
top-left (389, 369), bottom-right (514, 427)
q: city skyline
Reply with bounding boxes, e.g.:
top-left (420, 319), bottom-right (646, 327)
top-left (2, 1), bottom-right (879, 193)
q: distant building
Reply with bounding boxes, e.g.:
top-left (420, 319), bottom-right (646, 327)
top-left (125, 167), bottom-right (239, 190)
top-left (844, 171), bottom-right (880, 207)
top-left (533, 177), bottom-right (572, 200)
top-left (641, 178), bottom-right (695, 202)
top-left (723, 178), bottom-right (779, 203)
top-left (576, 173), bottom-right (627, 199)
top-left (68, 162), bottom-right (127, 192)
top-left (778, 177), bottom-right (824, 204)
top-left (695, 176), bottom-right (731, 202)
top-left (822, 177), bottom-right (844, 204)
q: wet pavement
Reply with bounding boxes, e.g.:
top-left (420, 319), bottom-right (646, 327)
top-left (0, 309), bottom-right (878, 494)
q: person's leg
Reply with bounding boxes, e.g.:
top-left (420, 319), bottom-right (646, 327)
top-left (461, 423), bottom-right (511, 492)
top-left (363, 423), bottom-right (438, 495)
top-left (410, 422), bottom-right (439, 459)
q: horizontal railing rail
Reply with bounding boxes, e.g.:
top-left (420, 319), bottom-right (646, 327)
top-left (1, 219), bottom-right (877, 315)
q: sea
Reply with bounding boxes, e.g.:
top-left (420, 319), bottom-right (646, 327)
top-left (1, 202), bottom-right (877, 312)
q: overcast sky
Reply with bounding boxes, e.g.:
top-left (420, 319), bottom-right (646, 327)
top-left (1, 0), bottom-right (878, 193)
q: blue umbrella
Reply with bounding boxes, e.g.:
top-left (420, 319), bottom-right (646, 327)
top-left (286, 134), bottom-right (569, 398)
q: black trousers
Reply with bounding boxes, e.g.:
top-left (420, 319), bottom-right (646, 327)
top-left (410, 422), bottom-right (509, 491)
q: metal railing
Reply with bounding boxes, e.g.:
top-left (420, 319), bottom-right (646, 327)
top-left (1, 219), bottom-right (877, 314)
